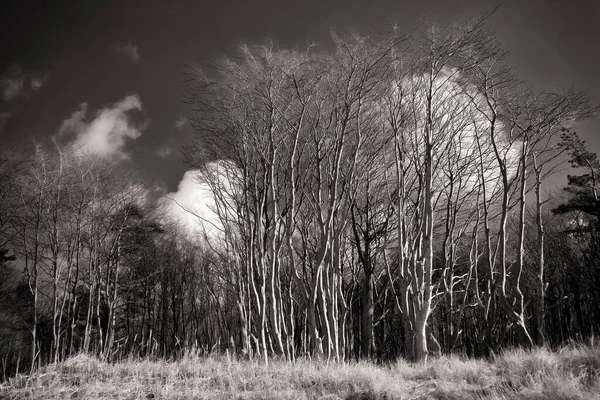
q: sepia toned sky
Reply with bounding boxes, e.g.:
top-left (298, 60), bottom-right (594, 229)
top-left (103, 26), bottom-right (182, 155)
top-left (1, 0), bottom-right (599, 193)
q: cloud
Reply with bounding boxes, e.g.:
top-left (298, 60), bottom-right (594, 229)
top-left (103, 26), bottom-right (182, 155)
top-left (161, 162), bottom-right (243, 242)
top-left (153, 115), bottom-right (188, 159)
top-left (2, 77), bottom-right (23, 101)
top-left (113, 43), bottom-right (141, 64)
top-left (175, 116), bottom-right (187, 129)
top-left (30, 77), bottom-right (46, 91)
top-left (59, 94), bottom-right (145, 159)
top-left (161, 170), bottom-right (220, 238)
top-left (155, 145), bottom-right (174, 158)
top-left (59, 103), bottom-right (88, 135)
top-left (1, 66), bottom-right (46, 101)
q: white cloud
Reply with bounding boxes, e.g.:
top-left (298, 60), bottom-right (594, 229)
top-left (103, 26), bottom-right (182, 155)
top-left (59, 94), bottom-right (145, 159)
top-left (175, 116), bottom-right (187, 129)
top-left (1, 66), bottom-right (46, 101)
top-left (59, 103), bottom-right (88, 134)
top-left (113, 43), bottom-right (141, 64)
top-left (30, 77), bottom-right (46, 91)
top-left (155, 145), bottom-right (174, 158)
top-left (161, 161), bottom-right (243, 243)
top-left (1, 77), bottom-right (24, 101)
top-left (161, 170), bottom-right (220, 239)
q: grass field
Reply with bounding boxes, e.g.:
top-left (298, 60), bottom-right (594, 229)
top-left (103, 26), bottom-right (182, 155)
top-left (1, 344), bottom-right (600, 399)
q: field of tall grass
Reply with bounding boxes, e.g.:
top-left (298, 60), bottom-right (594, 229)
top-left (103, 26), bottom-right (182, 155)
top-left (1, 344), bottom-right (600, 399)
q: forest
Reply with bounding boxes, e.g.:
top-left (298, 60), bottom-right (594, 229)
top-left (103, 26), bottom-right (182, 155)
top-left (1, 16), bottom-right (600, 377)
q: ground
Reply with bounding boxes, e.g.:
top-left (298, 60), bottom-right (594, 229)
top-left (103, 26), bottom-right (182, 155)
top-left (2, 344), bottom-right (600, 399)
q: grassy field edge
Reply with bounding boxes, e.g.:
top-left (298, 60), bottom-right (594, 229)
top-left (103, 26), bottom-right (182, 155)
top-left (2, 344), bottom-right (600, 399)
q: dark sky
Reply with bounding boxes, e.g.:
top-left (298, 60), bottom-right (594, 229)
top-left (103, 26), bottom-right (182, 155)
top-left (1, 0), bottom-right (599, 191)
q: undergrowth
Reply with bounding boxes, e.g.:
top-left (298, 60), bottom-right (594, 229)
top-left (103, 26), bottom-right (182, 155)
top-left (1, 344), bottom-right (599, 399)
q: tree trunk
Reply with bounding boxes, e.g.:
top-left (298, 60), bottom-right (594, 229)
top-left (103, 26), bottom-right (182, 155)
top-left (534, 161), bottom-right (546, 347)
top-left (361, 273), bottom-right (374, 359)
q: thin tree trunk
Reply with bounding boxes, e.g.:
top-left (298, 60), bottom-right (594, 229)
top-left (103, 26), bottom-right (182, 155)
top-left (534, 160), bottom-right (546, 347)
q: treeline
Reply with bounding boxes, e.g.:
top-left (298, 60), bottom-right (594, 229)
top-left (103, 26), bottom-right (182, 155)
top-left (0, 148), bottom-right (214, 372)
top-left (1, 16), bottom-right (600, 375)
top-left (182, 16), bottom-right (600, 363)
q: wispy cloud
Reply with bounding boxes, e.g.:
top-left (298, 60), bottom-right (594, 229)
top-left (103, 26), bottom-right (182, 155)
top-left (30, 77), bottom-right (46, 91)
top-left (175, 116), bottom-right (187, 129)
top-left (112, 43), bottom-right (141, 64)
top-left (59, 94), bottom-right (146, 159)
top-left (2, 77), bottom-right (24, 101)
top-left (153, 116), bottom-right (187, 158)
top-left (155, 145), bottom-right (174, 158)
top-left (1, 66), bottom-right (46, 101)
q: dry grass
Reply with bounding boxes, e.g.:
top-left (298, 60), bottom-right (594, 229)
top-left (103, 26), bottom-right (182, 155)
top-left (1, 344), bottom-right (600, 399)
